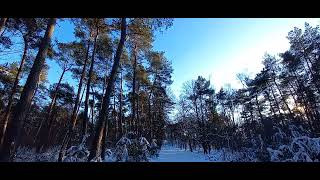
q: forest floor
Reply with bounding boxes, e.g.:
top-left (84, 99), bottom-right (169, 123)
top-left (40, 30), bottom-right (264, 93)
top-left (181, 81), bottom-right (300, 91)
top-left (149, 144), bottom-right (243, 162)
top-left (149, 144), bottom-right (211, 162)
top-left (13, 142), bottom-right (253, 162)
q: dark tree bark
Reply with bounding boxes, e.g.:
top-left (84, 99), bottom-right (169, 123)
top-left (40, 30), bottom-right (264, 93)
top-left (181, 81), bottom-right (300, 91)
top-left (118, 68), bottom-right (123, 138)
top-left (24, 77), bottom-right (40, 125)
top-left (288, 80), bottom-right (310, 121)
top-left (270, 86), bottom-right (282, 115)
top-left (302, 52), bottom-right (320, 95)
top-left (0, 18), bottom-right (56, 162)
top-left (148, 91), bottom-right (152, 139)
top-left (101, 112), bottom-right (108, 161)
top-left (136, 82), bottom-right (140, 136)
top-left (255, 95), bottom-right (264, 122)
top-left (100, 76), bottom-right (107, 111)
top-left (272, 77), bottom-right (293, 118)
top-left (77, 86), bottom-right (86, 115)
top-left (83, 27), bottom-right (98, 139)
top-left (188, 139), bottom-right (193, 152)
top-left (87, 18), bottom-right (126, 161)
top-left (264, 90), bottom-right (276, 117)
top-left (131, 45), bottom-right (137, 132)
top-left (113, 87), bottom-right (117, 140)
top-left (0, 38), bottom-right (28, 146)
top-left (91, 86), bottom-right (95, 125)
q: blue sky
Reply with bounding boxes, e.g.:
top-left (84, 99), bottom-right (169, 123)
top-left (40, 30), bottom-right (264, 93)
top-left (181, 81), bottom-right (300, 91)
top-left (2, 18), bottom-right (320, 99)
top-left (153, 18), bottom-right (320, 97)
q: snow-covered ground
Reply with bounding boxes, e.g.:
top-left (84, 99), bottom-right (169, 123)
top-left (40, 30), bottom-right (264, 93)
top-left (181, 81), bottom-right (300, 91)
top-left (14, 144), bottom-right (241, 162)
top-left (14, 130), bottom-right (320, 162)
top-left (149, 144), bottom-right (211, 162)
top-left (149, 144), bottom-right (250, 162)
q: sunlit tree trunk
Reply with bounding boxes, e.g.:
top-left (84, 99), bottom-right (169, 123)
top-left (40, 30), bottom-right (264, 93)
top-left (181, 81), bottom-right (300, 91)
top-left (0, 18), bottom-right (56, 162)
top-left (87, 18), bottom-right (126, 161)
top-left (100, 119), bottom-right (108, 161)
top-left (83, 27), bottom-right (98, 139)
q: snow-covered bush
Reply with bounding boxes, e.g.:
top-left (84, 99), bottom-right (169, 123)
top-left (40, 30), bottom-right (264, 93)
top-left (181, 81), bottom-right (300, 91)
top-left (89, 156), bottom-right (102, 162)
top-left (256, 147), bottom-right (271, 161)
top-left (292, 149), bottom-right (313, 162)
top-left (127, 137), bottom-right (150, 162)
top-left (14, 146), bottom-right (60, 162)
top-left (140, 137), bottom-right (150, 153)
top-left (14, 146), bottom-right (36, 162)
top-left (149, 139), bottom-right (159, 157)
top-left (63, 134), bottom-right (90, 162)
top-left (267, 147), bottom-right (283, 161)
top-left (114, 137), bottom-right (131, 162)
top-left (36, 146), bottom-right (60, 162)
top-left (267, 125), bottom-right (320, 162)
top-left (272, 126), bottom-right (287, 147)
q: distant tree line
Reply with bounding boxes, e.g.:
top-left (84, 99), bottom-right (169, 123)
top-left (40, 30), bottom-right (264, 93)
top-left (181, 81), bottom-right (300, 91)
top-left (168, 23), bottom-right (320, 161)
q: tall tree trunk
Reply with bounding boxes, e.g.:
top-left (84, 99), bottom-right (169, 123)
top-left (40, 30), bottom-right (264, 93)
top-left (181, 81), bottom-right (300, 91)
top-left (112, 86), bottom-right (117, 141)
top-left (36, 68), bottom-right (66, 152)
top-left (249, 102), bottom-right (254, 123)
top-left (302, 52), bottom-right (320, 94)
top-left (136, 82), bottom-right (140, 136)
top-left (0, 18), bottom-right (56, 162)
top-left (255, 95), bottom-right (263, 122)
top-left (199, 96), bottom-right (205, 123)
top-left (194, 99), bottom-right (200, 122)
top-left (131, 45), bottom-right (137, 132)
top-left (288, 81), bottom-right (309, 120)
top-left (77, 86), bottom-right (86, 115)
top-left (25, 77), bottom-right (40, 124)
top-left (272, 78), bottom-right (293, 117)
top-left (148, 91), bottom-right (152, 139)
top-left (22, 76), bottom-right (40, 143)
top-left (269, 85), bottom-right (282, 116)
top-left (118, 69), bottom-right (123, 138)
top-left (71, 39), bottom-right (91, 129)
top-left (0, 18), bottom-right (7, 36)
top-left (0, 39), bottom-right (28, 146)
top-left (293, 72), bottom-right (314, 121)
top-left (91, 86), bottom-right (95, 125)
top-left (288, 82), bottom-right (299, 108)
top-left (100, 76), bottom-right (107, 111)
top-left (264, 90), bottom-right (276, 117)
top-left (58, 36), bottom-right (91, 162)
top-left (101, 118), bottom-right (108, 161)
top-left (87, 18), bottom-right (126, 161)
top-left (83, 27), bottom-right (98, 139)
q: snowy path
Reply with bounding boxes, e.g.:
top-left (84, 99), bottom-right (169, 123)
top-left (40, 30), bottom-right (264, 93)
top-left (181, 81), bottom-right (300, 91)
top-left (150, 144), bottom-right (212, 162)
